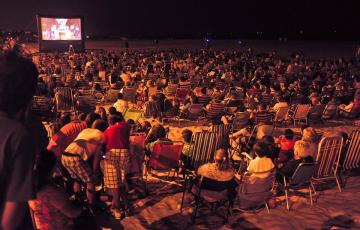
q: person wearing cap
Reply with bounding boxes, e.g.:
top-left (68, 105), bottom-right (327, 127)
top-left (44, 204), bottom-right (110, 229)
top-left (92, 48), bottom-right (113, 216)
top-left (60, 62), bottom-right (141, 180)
top-left (276, 140), bottom-right (314, 182)
top-left (61, 119), bottom-right (107, 204)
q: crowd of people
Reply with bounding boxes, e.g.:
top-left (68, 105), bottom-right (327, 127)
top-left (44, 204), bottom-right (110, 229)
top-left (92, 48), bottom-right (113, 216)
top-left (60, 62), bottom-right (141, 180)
top-left (1, 38), bottom-right (360, 229)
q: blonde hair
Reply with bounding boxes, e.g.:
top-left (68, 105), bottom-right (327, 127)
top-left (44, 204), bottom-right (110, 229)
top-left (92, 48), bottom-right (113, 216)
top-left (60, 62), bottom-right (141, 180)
top-left (302, 127), bottom-right (318, 142)
top-left (294, 140), bottom-right (311, 159)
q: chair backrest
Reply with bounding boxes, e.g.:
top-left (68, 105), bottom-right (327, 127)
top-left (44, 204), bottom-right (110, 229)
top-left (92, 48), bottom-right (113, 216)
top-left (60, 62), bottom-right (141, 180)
top-left (77, 95), bottom-right (96, 113)
top-left (55, 87), bottom-right (75, 112)
top-left (255, 111), bottom-right (273, 124)
top-left (124, 109), bottom-right (143, 122)
top-left (294, 104), bottom-right (312, 119)
top-left (274, 107), bottom-right (288, 122)
top-left (342, 130), bottom-right (360, 171)
top-left (200, 176), bottom-right (232, 192)
top-left (149, 143), bottom-right (183, 170)
top-left (207, 102), bottom-right (225, 119)
top-left (128, 134), bottom-right (146, 174)
top-left (188, 103), bottom-right (204, 115)
top-left (187, 132), bottom-right (221, 170)
top-left (123, 87), bottom-right (137, 102)
top-left (232, 112), bottom-right (250, 131)
top-left (315, 136), bottom-right (343, 178)
top-left (209, 124), bottom-right (231, 149)
top-left (289, 162), bottom-right (316, 186)
top-left (240, 170), bottom-right (275, 194)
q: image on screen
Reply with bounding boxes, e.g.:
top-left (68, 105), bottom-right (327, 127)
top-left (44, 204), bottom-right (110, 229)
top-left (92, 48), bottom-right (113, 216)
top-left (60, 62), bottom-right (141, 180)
top-left (41, 18), bottom-right (82, 40)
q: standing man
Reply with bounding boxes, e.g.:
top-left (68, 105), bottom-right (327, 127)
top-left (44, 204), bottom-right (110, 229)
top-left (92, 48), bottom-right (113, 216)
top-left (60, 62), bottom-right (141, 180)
top-left (103, 114), bottom-right (131, 218)
top-left (0, 51), bottom-right (39, 230)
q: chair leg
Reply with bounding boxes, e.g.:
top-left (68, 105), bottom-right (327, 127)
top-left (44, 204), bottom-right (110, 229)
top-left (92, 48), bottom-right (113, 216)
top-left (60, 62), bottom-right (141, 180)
top-left (310, 180), bottom-right (316, 195)
top-left (265, 202), bottom-right (270, 214)
top-left (285, 188), bottom-right (290, 211)
top-left (180, 176), bottom-right (188, 212)
top-left (192, 198), bottom-right (200, 223)
top-left (309, 186), bottom-right (313, 206)
top-left (335, 175), bottom-right (342, 192)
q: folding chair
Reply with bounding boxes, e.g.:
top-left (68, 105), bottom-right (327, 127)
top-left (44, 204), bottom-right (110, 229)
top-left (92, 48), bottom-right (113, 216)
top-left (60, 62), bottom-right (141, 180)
top-left (31, 96), bottom-right (53, 121)
top-left (232, 112), bottom-right (250, 131)
top-left (123, 109), bottom-right (143, 122)
top-left (191, 176), bottom-right (233, 224)
top-left (322, 103), bottom-right (338, 120)
top-left (206, 102), bottom-right (225, 120)
top-left (128, 133), bottom-right (146, 181)
top-left (123, 87), bottom-right (137, 103)
top-left (77, 95), bottom-right (96, 113)
top-left (284, 162), bottom-right (316, 211)
top-left (209, 124), bottom-right (231, 149)
top-left (180, 132), bottom-right (222, 211)
top-left (55, 87), bottom-right (75, 113)
top-left (342, 130), bottom-right (360, 171)
top-left (288, 104), bottom-right (312, 126)
top-left (144, 143), bottom-right (183, 194)
top-left (312, 136), bottom-right (343, 192)
top-left (233, 170), bottom-right (275, 213)
top-left (273, 107), bottom-right (289, 127)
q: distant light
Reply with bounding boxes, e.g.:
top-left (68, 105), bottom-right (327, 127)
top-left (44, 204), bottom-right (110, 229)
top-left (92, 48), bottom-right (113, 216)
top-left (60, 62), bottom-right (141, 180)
top-left (299, 30), bottom-right (304, 34)
top-left (238, 40), bottom-right (242, 45)
top-left (86, 35), bottom-right (90, 39)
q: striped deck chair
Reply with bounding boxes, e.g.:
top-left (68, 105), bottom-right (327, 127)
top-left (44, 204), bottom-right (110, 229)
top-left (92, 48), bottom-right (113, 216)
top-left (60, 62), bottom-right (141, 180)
top-left (312, 136), bottom-right (343, 192)
top-left (55, 87), bottom-right (75, 113)
top-left (78, 89), bottom-right (94, 96)
top-left (124, 109), bottom-right (143, 122)
top-left (255, 111), bottom-right (274, 125)
top-left (197, 95), bottom-right (211, 105)
top-left (206, 102), bottom-right (225, 120)
top-left (288, 104), bottom-right (312, 126)
top-left (342, 130), bottom-right (360, 171)
top-left (209, 124), bottom-right (231, 149)
top-left (77, 95), bottom-right (96, 113)
top-left (123, 87), bottom-right (137, 103)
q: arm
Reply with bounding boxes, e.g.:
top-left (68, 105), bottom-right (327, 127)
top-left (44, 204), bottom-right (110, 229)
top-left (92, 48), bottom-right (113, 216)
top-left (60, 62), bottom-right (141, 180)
top-left (1, 202), bottom-right (26, 230)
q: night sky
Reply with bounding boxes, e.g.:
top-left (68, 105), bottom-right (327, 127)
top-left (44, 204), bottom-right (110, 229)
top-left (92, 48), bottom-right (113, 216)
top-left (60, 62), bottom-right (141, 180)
top-left (0, 0), bottom-right (359, 39)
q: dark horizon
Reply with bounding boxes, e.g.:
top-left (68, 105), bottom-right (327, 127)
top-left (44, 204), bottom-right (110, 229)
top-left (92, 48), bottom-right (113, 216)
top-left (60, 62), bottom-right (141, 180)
top-left (0, 0), bottom-right (359, 40)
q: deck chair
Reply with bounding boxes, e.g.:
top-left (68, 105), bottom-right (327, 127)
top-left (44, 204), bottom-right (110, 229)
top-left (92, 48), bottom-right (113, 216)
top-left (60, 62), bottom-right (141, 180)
top-left (123, 109), bottom-right (143, 122)
top-left (128, 133), bottom-right (146, 177)
top-left (93, 81), bottom-right (109, 92)
top-left (123, 87), bottom-right (137, 103)
top-left (308, 105), bottom-right (325, 124)
top-left (165, 83), bottom-right (178, 97)
top-left (233, 170), bottom-right (275, 213)
top-left (77, 95), bottom-right (96, 113)
top-left (191, 176), bottom-right (233, 223)
top-left (209, 124), bottom-right (231, 149)
top-left (206, 102), bottom-right (225, 120)
top-left (144, 143), bottom-right (183, 193)
top-left (55, 87), bottom-right (75, 113)
top-left (284, 162), bottom-right (316, 211)
top-left (31, 96), bottom-right (53, 120)
top-left (180, 132), bottom-right (222, 211)
top-left (106, 88), bottom-right (120, 103)
top-left (175, 88), bottom-right (190, 103)
top-left (273, 107), bottom-right (289, 126)
top-left (232, 112), bottom-right (250, 131)
top-left (288, 104), bottom-right (311, 126)
top-left (342, 130), bottom-right (360, 171)
top-left (312, 136), bottom-right (343, 192)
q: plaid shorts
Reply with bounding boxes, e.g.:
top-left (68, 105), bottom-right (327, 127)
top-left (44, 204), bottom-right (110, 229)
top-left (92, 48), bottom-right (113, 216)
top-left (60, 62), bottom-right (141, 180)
top-left (103, 149), bottom-right (130, 189)
top-left (61, 153), bottom-right (94, 183)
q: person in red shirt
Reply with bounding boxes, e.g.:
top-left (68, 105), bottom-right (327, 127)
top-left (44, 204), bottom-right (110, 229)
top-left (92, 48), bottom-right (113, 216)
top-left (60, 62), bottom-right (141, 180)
top-left (103, 113), bottom-right (131, 218)
top-left (47, 113), bottom-right (100, 158)
top-left (275, 129), bottom-right (296, 164)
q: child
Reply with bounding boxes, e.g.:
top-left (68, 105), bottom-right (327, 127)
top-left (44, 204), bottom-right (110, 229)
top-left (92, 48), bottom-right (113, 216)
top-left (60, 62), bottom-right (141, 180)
top-left (275, 129), bottom-right (295, 165)
top-left (246, 142), bottom-right (275, 179)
